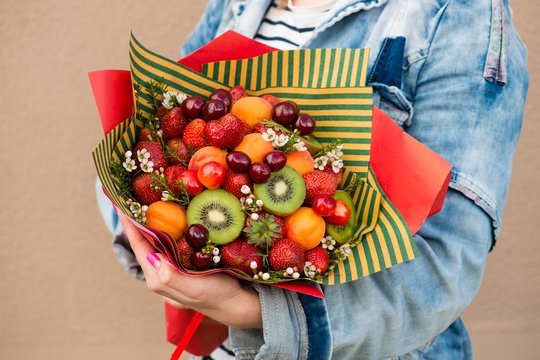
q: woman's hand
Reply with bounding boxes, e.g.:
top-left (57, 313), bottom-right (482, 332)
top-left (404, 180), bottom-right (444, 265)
top-left (118, 211), bottom-right (263, 329)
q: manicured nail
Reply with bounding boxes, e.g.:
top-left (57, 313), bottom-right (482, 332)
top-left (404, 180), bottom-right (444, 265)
top-left (147, 253), bottom-right (161, 269)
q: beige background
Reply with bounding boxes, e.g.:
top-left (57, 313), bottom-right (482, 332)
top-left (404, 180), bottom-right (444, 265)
top-left (1, 0), bottom-right (538, 359)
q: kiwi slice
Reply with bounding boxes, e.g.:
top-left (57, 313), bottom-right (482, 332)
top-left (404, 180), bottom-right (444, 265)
top-left (254, 166), bottom-right (306, 217)
top-left (187, 189), bottom-right (245, 245)
top-left (326, 190), bottom-right (357, 244)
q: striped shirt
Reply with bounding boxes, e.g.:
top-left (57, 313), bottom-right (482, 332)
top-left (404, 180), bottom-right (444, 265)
top-left (254, 0), bottom-right (337, 50)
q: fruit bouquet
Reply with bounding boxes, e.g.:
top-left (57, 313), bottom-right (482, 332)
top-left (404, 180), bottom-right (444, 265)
top-left (91, 31), bottom-right (452, 357)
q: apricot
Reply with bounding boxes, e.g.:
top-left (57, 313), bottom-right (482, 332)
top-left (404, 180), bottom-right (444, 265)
top-left (285, 207), bottom-right (326, 250)
top-left (286, 150), bottom-right (314, 176)
top-left (230, 96), bottom-right (273, 129)
top-left (188, 146), bottom-right (228, 172)
top-left (234, 133), bottom-right (274, 163)
top-left (146, 201), bottom-right (188, 241)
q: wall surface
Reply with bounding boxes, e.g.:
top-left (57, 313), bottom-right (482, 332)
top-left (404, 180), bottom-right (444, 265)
top-left (1, 0), bottom-right (538, 359)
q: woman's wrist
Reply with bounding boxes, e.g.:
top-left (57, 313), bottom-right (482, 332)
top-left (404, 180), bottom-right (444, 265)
top-left (211, 284), bottom-right (262, 329)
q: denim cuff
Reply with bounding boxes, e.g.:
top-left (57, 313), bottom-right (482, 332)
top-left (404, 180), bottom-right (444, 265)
top-left (229, 283), bottom-right (309, 360)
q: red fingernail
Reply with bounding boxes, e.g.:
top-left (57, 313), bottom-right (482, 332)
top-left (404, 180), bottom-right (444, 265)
top-left (147, 253), bottom-right (161, 269)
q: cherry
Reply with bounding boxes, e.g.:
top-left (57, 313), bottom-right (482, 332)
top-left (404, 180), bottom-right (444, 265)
top-left (264, 150), bottom-right (287, 172)
top-left (326, 200), bottom-right (351, 226)
top-left (185, 224), bottom-right (209, 249)
top-left (293, 113), bottom-right (316, 135)
top-left (249, 162), bottom-right (271, 183)
top-left (181, 96), bottom-right (205, 119)
top-left (311, 194), bottom-right (337, 217)
top-left (191, 251), bottom-right (212, 270)
top-left (226, 151), bottom-right (252, 173)
top-left (272, 101), bottom-right (299, 126)
top-left (202, 99), bottom-right (227, 121)
top-left (209, 89), bottom-right (233, 112)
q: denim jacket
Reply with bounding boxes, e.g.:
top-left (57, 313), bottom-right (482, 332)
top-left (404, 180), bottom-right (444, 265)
top-left (97, 0), bottom-right (528, 358)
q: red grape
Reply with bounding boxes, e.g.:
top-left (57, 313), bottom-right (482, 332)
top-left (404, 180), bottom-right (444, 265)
top-left (249, 162), bottom-right (271, 183)
top-left (226, 151), bottom-right (252, 173)
top-left (293, 113), bottom-right (316, 135)
top-left (264, 150), bottom-right (287, 172)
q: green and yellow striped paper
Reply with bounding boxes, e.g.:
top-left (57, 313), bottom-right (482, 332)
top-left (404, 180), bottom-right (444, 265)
top-left (92, 34), bottom-right (417, 286)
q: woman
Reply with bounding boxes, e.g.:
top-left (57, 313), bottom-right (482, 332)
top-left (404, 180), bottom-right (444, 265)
top-left (101, 0), bottom-right (529, 358)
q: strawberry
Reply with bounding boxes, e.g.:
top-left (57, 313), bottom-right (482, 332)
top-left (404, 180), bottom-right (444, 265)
top-left (220, 239), bottom-right (264, 275)
top-left (133, 141), bottom-right (168, 171)
top-left (321, 165), bottom-right (343, 186)
top-left (182, 118), bottom-right (207, 150)
top-left (269, 238), bottom-right (305, 271)
top-left (261, 94), bottom-right (281, 106)
top-left (243, 212), bottom-right (285, 248)
top-left (222, 170), bottom-right (252, 198)
top-left (230, 85), bottom-right (247, 103)
top-left (304, 246), bottom-right (330, 276)
top-left (164, 165), bottom-right (188, 197)
top-left (166, 138), bottom-right (189, 166)
top-left (137, 128), bottom-right (155, 142)
top-left (303, 170), bottom-right (338, 206)
top-left (132, 173), bottom-right (162, 205)
top-left (160, 107), bottom-right (188, 141)
top-left (176, 237), bottom-right (193, 270)
top-left (204, 113), bottom-right (245, 149)
top-left (156, 105), bottom-right (169, 119)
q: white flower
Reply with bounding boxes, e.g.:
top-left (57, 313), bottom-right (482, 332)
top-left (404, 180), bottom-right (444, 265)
top-left (175, 92), bottom-right (187, 104)
top-left (321, 235), bottom-right (336, 251)
top-left (251, 213), bottom-right (259, 220)
top-left (332, 159), bottom-right (343, 173)
top-left (162, 91), bottom-right (175, 110)
top-left (262, 128), bottom-right (276, 142)
top-left (262, 273), bottom-right (270, 280)
top-left (314, 156), bottom-right (329, 171)
top-left (141, 160), bottom-right (154, 173)
top-left (213, 255), bottom-right (221, 263)
top-left (250, 261), bottom-right (258, 269)
top-left (161, 191), bottom-right (170, 201)
top-left (212, 247), bottom-right (220, 256)
top-left (337, 243), bottom-right (352, 260)
top-left (327, 151), bottom-right (338, 161)
top-left (286, 267), bottom-right (294, 275)
top-left (255, 199), bottom-right (264, 207)
top-left (336, 144), bottom-right (343, 151)
top-left (137, 148), bottom-right (150, 162)
top-left (273, 134), bottom-right (289, 147)
top-left (130, 202), bottom-right (142, 215)
top-left (123, 158), bottom-right (136, 172)
top-left (125, 151), bottom-right (132, 159)
top-left (142, 205), bottom-right (148, 212)
top-left (292, 272), bottom-right (300, 279)
top-left (304, 261), bottom-right (317, 277)
top-left (293, 140), bottom-right (307, 152)
top-left (246, 198), bottom-right (253, 205)
top-left (241, 185), bottom-right (251, 195)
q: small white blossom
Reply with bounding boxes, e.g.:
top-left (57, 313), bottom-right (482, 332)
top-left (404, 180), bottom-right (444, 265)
top-left (246, 198), bottom-right (253, 205)
top-left (125, 151), bottom-right (132, 159)
top-left (273, 134), bottom-right (289, 147)
top-left (286, 267), bottom-right (294, 275)
top-left (292, 272), bottom-right (300, 279)
top-left (162, 91), bottom-right (175, 110)
top-left (336, 144), bottom-right (343, 151)
top-left (142, 205), bottom-right (148, 212)
top-left (212, 247), bottom-right (220, 256)
top-left (262, 128), bottom-right (276, 142)
top-left (304, 261), bottom-right (317, 278)
top-left (321, 235), bottom-right (336, 251)
top-left (130, 202), bottom-right (142, 215)
top-left (262, 273), bottom-right (270, 280)
top-left (251, 213), bottom-right (259, 220)
top-left (314, 156), bottom-right (329, 171)
top-left (161, 191), bottom-right (170, 201)
top-left (123, 158), bottom-right (136, 172)
top-left (332, 159), bottom-right (343, 173)
top-left (137, 148), bottom-right (151, 162)
top-left (213, 255), bottom-right (221, 263)
top-left (175, 92), bottom-right (187, 104)
top-left (241, 185), bottom-right (251, 195)
top-left (293, 140), bottom-right (307, 152)
top-left (250, 261), bottom-right (258, 269)
top-left (327, 151), bottom-right (338, 161)
top-left (140, 160), bottom-right (154, 173)
top-left (255, 199), bottom-right (264, 207)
